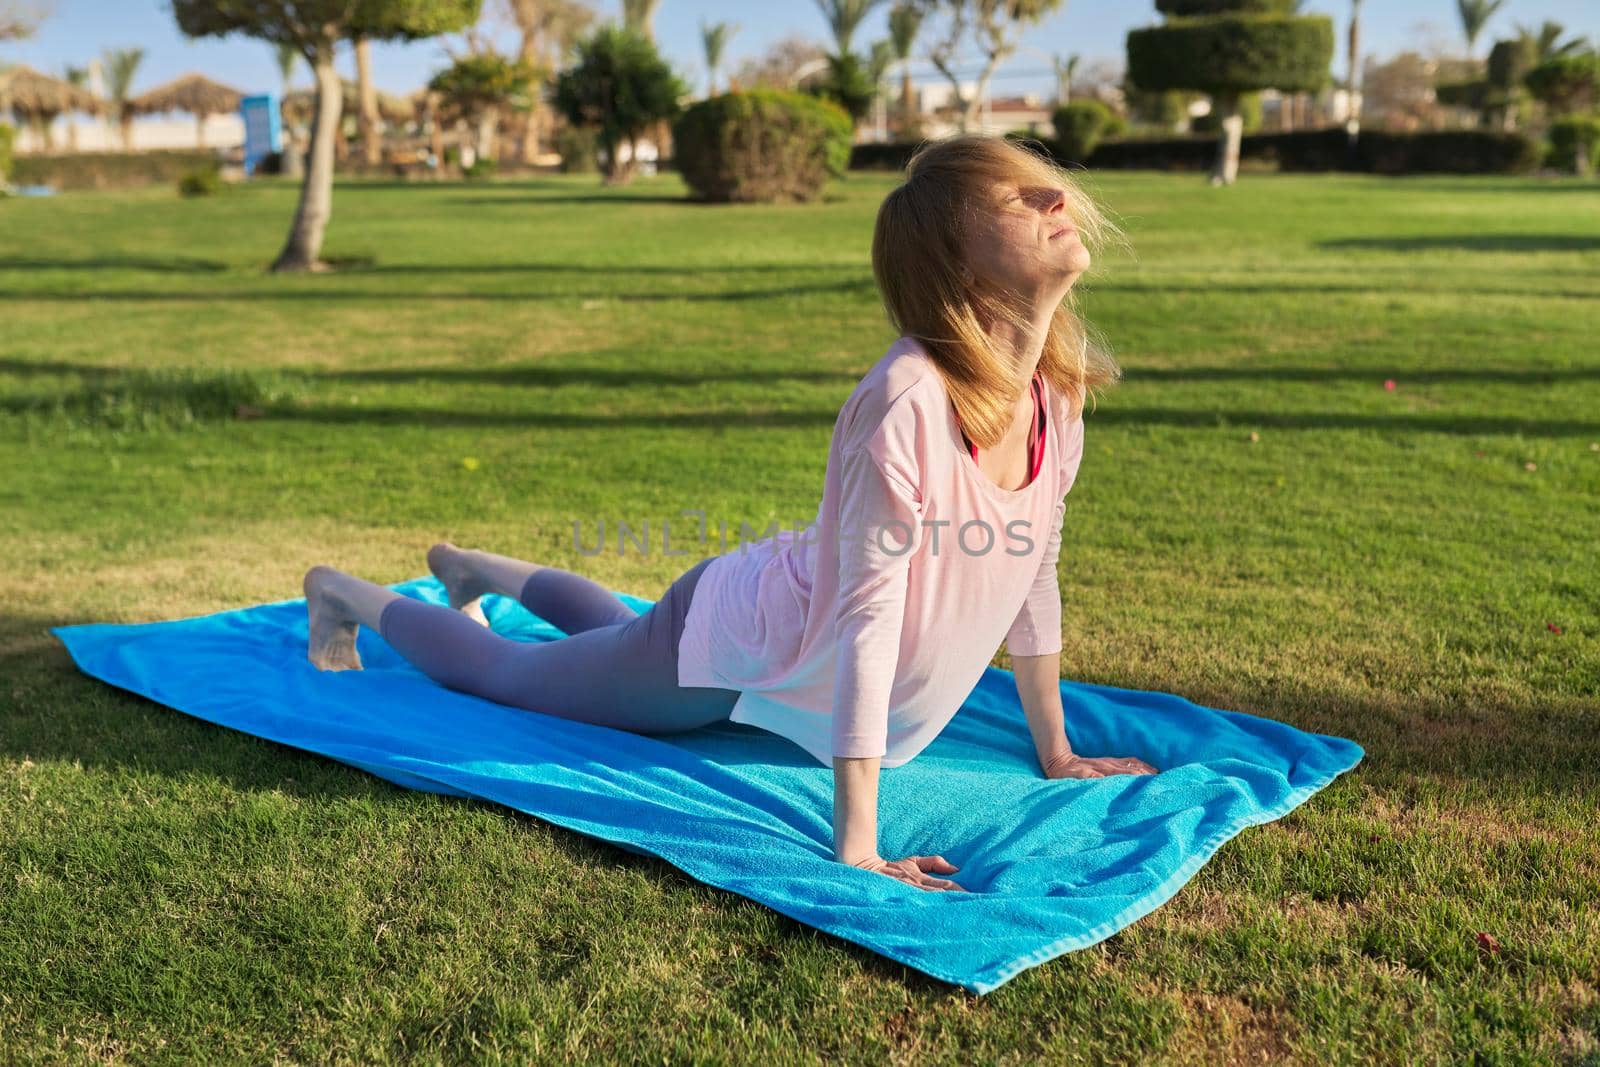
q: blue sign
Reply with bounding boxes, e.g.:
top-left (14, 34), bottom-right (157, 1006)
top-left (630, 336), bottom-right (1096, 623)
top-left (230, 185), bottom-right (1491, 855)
top-left (240, 94), bottom-right (282, 176)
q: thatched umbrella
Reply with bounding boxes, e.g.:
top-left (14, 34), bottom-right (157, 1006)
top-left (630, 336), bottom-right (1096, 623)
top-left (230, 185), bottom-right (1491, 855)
top-left (128, 72), bottom-right (245, 148)
top-left (0, 64), bottom-right (105, 150)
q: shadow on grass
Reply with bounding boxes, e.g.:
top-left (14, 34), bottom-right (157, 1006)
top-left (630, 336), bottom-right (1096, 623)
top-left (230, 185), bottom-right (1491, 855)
top-left (0, 254), bottom-right (230, 273)
top-left (4, 357), bottom-right (1598, 436)
top-left (345, 261), bottom-right (865, 275)
top-left (0, 279), bottom-right (874, 303)
top-left (1091, 280), bottom-right (1600, 301)
top-left (244, 403), bottom-right (1597, 437)
top-left (1122, 365), bottom-right (1600, 386)
top-left (1315, 234), bottom-right (1600, 253)
top-left (441, 193), bottom-right (697, 207)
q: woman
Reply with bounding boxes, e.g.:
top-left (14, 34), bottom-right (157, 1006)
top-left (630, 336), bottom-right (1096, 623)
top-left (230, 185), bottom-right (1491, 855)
top-left (302, 134), bottom-right (1157, 894)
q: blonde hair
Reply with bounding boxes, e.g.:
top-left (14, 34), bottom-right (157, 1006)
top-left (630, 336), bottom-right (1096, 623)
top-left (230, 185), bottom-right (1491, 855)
top-left (870, 134), bottom-right (1131, 447)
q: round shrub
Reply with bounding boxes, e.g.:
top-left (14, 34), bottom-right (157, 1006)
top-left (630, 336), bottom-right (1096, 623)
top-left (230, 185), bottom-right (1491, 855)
top-left (1052, 99), bottom-right (1113, 161)
top-left (1547, 114), bottom-right (1600, 175)
top-left (672, 89), bottom-right (853, 203)
top-left (554, 123), bottom-right (599, 173)
top-left (178, 165), bottom-right (223, 197)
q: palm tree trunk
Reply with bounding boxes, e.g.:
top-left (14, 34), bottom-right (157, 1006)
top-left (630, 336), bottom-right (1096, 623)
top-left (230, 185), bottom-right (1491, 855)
top-left (355, 37), bottom-right (381, 166)
top-left (901, 65), bottom-right (913, 134)
top-left (477, 106), bottom-right (498, 162)
top-left (196, 112), bottom-right (206, 148)
top-left (1210, 92), bottom-right (1242, 186)
top-left (273, 48), bottom-right (342, 273)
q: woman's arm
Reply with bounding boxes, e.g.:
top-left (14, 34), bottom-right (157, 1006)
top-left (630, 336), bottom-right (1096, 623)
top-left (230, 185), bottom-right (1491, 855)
top-left (834, 753), bottom-right (965, 890)
top-left (1015, 649), bottom-right (1158, 778)
top-left (1012, 650), bottom-right (1073, 771)
top-left (832, 755), bottom-right (881, 865)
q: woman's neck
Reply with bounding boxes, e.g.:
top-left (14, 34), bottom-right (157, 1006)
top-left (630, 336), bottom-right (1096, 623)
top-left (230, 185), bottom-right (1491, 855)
top-left (982, 294), bottom-right (1059, 394)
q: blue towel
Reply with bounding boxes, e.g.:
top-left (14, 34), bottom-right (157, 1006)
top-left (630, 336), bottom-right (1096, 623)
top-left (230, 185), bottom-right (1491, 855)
top-left (52, 577), bottom-right (1363, 994)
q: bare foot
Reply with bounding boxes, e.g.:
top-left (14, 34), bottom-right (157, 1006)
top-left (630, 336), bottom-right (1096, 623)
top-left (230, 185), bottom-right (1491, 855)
top-left (303, 565), bottom-right (365, 671)
top-left (427, 542), bottom-right (490, 626)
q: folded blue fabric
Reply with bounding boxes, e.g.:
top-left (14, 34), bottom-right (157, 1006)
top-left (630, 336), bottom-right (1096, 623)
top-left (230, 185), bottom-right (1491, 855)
top-left (52, 577), bottom-right (1363, 994)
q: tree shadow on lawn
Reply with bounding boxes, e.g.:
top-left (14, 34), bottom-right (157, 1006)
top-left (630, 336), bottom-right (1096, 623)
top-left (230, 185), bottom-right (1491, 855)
top-left (0, 356), bottom-right (861, 391)
top-left (1091, 279), bottom-right (1600, 301)
top-left (0, 279), bottom-right (874, 303)
top-left (263, 402), bottom-right (1600, 437)
top-left (0, 254), bottom-right (230, 273)
top-left (0, 256), bottom-right (863, 277)
top-left (1316, 234), bottom-right (1600, 254)
top-left (1122, 365), bottom-right (1600, 386)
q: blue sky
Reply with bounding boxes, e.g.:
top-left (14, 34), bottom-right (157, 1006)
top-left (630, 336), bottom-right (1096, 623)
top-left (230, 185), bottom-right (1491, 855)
top-left (7, 1), bottom-right (1597, 100)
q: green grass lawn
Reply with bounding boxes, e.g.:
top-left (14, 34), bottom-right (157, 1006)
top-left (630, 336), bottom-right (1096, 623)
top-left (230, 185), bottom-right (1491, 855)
top-left (2, 168), bottom-right (1597, 1063)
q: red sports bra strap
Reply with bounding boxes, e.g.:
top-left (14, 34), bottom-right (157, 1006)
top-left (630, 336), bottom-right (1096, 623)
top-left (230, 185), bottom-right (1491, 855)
top-left (962, 374), bottom-right (1046, 480)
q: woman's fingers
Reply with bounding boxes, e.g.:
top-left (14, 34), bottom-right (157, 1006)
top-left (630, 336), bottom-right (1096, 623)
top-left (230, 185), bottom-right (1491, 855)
top-left (915, 855), bottom-right (959, 873)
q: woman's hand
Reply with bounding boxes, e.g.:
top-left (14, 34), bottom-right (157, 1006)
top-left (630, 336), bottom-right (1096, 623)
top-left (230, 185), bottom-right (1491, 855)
top-left (850, 853), bottom-right (966, 891)
top-left (1044, 751), bottom-right (1158, 779)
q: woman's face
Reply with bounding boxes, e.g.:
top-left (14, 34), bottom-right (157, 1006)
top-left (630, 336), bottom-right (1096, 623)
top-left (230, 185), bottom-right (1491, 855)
top-left (962, 179), bottom-right (1090, 300)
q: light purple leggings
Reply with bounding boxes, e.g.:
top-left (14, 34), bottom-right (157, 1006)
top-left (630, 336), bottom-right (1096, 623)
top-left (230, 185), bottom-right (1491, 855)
top-left (376, 555), bottom-right (742, 734)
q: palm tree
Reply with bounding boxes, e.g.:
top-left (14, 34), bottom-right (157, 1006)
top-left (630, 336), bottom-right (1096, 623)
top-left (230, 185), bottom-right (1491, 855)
top-left (622, 0), bottom-right (659, 41)
top-left (273, 41), bottom-right (305, 177)
top-left (62, 64), bottom-right (88, 150)
top-left (501, 0), bottom-right (596, 163)
top-left (1456, 0), bottom-right (1508, 62)
top-left (1050, 52), bottom-right (1079, 106)
top-left (700, 19), bottom-right (735, 96)
top-left (1346, 0), bottom-right (1363, 133)
top-left (887, 2), bottom-right (922, 133)
top-left (815, 0), bottom-right (886, 59)
top-left (354, 37), bottom-right (381, 165)
top-left (1513, 20), bottom-right (1589, 62)
top-left (101, 46), bottom-right (144, 151)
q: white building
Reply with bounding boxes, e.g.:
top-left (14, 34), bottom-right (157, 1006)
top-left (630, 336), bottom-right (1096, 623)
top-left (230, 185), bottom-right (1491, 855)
top-left (13, 114), bottom-right (245, 153)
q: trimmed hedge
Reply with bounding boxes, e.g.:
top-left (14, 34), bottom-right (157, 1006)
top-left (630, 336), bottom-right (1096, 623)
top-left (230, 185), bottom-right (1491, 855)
top-left (1548, 115), bottom-right (1600, 174)
top-left (849, 128), bottom-right (1541, 175)
top-left (1052, 100), bottom-right (1114, 163)
top-left (1157, 0), bottom-right (1299, 13)
top-left (1489, 37), bottom-right (1539, 93)
top-left (672, 89), bottom-right (853, 203)
top-left (11, 150), bottom-right (222, 191)
top-left (1128, 14), bottom-right (1335, 96)
top-left (1435, 80), bottom-right (1491, 110)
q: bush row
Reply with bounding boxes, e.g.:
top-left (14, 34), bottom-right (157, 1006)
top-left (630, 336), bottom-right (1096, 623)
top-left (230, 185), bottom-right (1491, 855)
top-left (10, 150), bottom-right (223, 190)
top-left (850, 127), bottom-right (1545, 175)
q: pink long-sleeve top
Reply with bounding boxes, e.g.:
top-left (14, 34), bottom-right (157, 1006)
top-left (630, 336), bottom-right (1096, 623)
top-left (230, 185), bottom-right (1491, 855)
top-left (675, 334), bottom-right (1087, 768)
